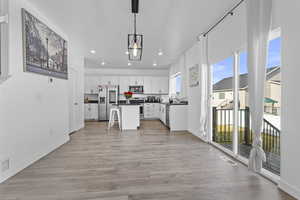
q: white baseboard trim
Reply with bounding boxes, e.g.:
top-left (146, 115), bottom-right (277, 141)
top-left (187, 128), bottom-right (207, 142)
top-left (0, 135), bottom-right (70, 184)
top-left (278, 179), bottom-right (300, 199)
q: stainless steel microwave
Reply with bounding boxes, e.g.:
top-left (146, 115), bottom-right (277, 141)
top-left (129, 86), bottom-right (144, 93)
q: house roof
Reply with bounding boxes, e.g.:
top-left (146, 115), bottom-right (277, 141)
top-left (213, 66), bottom-right (280, 91)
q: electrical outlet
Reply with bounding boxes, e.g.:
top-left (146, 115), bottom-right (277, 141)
top-left (2, 159), bottom-right (10, 172)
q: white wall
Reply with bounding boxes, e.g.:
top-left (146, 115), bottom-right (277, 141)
top-left (184, 43), bottom-right (202, 136)
top-left (0, 0), bottom-right (84, 183)
top-left (277, 0), bottom-right (300, 198)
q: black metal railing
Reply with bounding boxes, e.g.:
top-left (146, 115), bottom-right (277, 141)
top-left (262, 118), bottom-right (280, 155)
top-left (212, 107), bottom-right (233, 144)
top-left (212, 107), bottom-right (281, 175)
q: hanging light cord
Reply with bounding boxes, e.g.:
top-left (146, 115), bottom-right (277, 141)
top-left (134, 13), bottom-right (137, 42)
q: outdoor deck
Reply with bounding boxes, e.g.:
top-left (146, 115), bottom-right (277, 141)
top-left (213, 107), bottom-right (281, 175)
top-left (221, 143), bottom-right (280, 175)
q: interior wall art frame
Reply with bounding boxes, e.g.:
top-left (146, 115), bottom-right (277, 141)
top-left (189, 64), bottom-right (199, 87)
top-left (22, 9), bottom-right (68, 79)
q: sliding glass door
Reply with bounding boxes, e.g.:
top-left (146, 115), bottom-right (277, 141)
top-left (212, 57), bottom-right (234, 151)
top-left (210, 31), bottom-right (282, 176)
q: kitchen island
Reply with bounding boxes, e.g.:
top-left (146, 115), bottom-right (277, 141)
top-left (119, 104), bottom-right (140, 130)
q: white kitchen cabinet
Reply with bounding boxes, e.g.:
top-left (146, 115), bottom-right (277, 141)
top-left (154, 103), bottom-right (160, 118)
top-left (85, 76), bottom-right (99, 94)
top-left (100, 76), bottom-right (119, 85)
top-left (160, 103), bottom-right (167, 124)
top-left (84, 104), bottom-right (90, 119)
top-left (84, 104), bottom-right (98, 120)
top-left (119, 76), bottom-right (130, 93)
top-left (143, 76), bottom-right (152, 94)
top-left (130, 76), bottom-right (144, 86)
top-left (84, 78), bottom-right (90, 94)
top-left (110, 76), bottom-right (120, 85)
top-left (151, 77), bottom-right (169, 94)
top-left (151, 77), bottom-right (160, 94)
top-left (85, 75), bottom-right (168, 95)
top-left (169, 105), bottom-right (188, 131)
top-left (144, 103), bottom-right (155, 119)
top-left (158, 77), bottom-right (169, 94)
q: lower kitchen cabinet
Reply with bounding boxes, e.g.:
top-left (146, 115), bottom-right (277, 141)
top-left (160, 104), bottom-right (167, 125)
top-left (169, 105), bottom-right (188, 131)
top-left (144, 103), bottom-right (156, 119)
top-left (84, 104), bottom-right (98, 120)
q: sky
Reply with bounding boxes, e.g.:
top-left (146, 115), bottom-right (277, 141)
top-left (213, 37), bottom-right (281, 84)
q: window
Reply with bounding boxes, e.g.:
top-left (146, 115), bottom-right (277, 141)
top-left (219, 93), bottom-right (225, 99)
top-left (170, 73), bottom-right (181, 96)
top-left (175, 74), bottom-right (181, 94)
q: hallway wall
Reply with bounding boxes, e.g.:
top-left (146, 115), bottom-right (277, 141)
top-left (0, 0), bottom-right (84, 183)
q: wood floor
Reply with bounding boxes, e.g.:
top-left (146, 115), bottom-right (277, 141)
top-left (0, 120), bottom-right (295, 200)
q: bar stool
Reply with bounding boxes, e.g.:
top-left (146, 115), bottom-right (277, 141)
top-left (108, 107), bottom-right (122, 130)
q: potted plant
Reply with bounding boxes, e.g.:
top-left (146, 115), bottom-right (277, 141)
top-left (124, 91), bottom-right (133, 104)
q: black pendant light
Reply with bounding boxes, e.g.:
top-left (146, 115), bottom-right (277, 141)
top-left (128, 0), bottom-right (143, 61)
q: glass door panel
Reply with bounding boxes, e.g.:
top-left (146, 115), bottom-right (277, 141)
top-left (212, 57), bottom-right (234, 151)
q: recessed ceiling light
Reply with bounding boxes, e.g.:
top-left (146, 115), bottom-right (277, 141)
top-left (153, 63), bottom-right (157, 67)
top-left (101, 61), bottom-right (106, 66)
top-left (125, 51), bottom-right (129, 55)
top-left (128, 62), bottom-right (132, 66)
top-left (158, 50), bottom-right (163, 56)
top-left (90, 50), bottom-right (96, 54)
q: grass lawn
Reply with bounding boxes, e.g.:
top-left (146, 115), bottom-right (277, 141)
top-left (214, 125), bottom-right (280, 154)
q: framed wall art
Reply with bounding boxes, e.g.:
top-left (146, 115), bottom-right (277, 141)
top-left (189, 64), bottom-right (199, 87)
top-left (22, 9), bottom-right (68, 79)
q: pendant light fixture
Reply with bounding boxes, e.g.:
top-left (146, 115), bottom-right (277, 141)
top-left (128, 0), bottom-right (143, 61)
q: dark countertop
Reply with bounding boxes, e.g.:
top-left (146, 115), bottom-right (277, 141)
top-left (169, 103), bottom-right (188, 106)
top-left (114, 103), bottom-right (141, 106)
top-left (160, 102), bottom-right (188, 106)
top-left (84, 100), bottom-right (98, 104)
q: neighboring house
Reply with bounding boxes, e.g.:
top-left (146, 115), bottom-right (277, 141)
top-left (213, 66), bottom-right (281, 115)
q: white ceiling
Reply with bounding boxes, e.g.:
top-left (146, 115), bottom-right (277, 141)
top-left (28, 0), bottom-right (239, 69)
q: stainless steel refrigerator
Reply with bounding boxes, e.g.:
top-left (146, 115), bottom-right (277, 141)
top-left (98, 85), bottom-right (119, 121)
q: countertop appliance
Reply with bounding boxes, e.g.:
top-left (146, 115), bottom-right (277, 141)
top-left (129, 85), bottom-right (144, 93)
top-left (98, 85), bottom-right (119, 121)
top-left (145, 96), bottom-right (160, 103)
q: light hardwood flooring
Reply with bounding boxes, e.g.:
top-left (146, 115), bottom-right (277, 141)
top-left (0, 120), bottom-right (295, 200)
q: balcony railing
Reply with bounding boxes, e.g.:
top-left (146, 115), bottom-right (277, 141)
top-left (212, 107), bottom-right (281, 175)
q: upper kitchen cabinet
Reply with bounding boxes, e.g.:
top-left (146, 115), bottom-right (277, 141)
top-left (151, 77), bottom-right (169, 94)
top-left (130, 76), bottom-right (144, 86)
top-left (119, 76), bottom-right (130, 93)
top-left (143, 76), bottom-right (152, 94)
top-left (158, 77), bottom-right (169, 94)
top-left (85, 76), bottom-right (99, 94)
top-left (84, 78), bottom-right (90, 94)
top-left (100, 76), bottom-right (119, 86)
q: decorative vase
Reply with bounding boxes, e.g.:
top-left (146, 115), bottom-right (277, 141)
top-left (126, 99), bottom-right (130, 104)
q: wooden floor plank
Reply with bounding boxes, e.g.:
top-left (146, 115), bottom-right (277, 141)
top-left (0, 120), bottom-right (295, 200)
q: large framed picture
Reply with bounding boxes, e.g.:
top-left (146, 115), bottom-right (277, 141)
top-left (189, 64), bottom-right (199, 87)
top-left (22, 9), bottom-right (68, 79)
